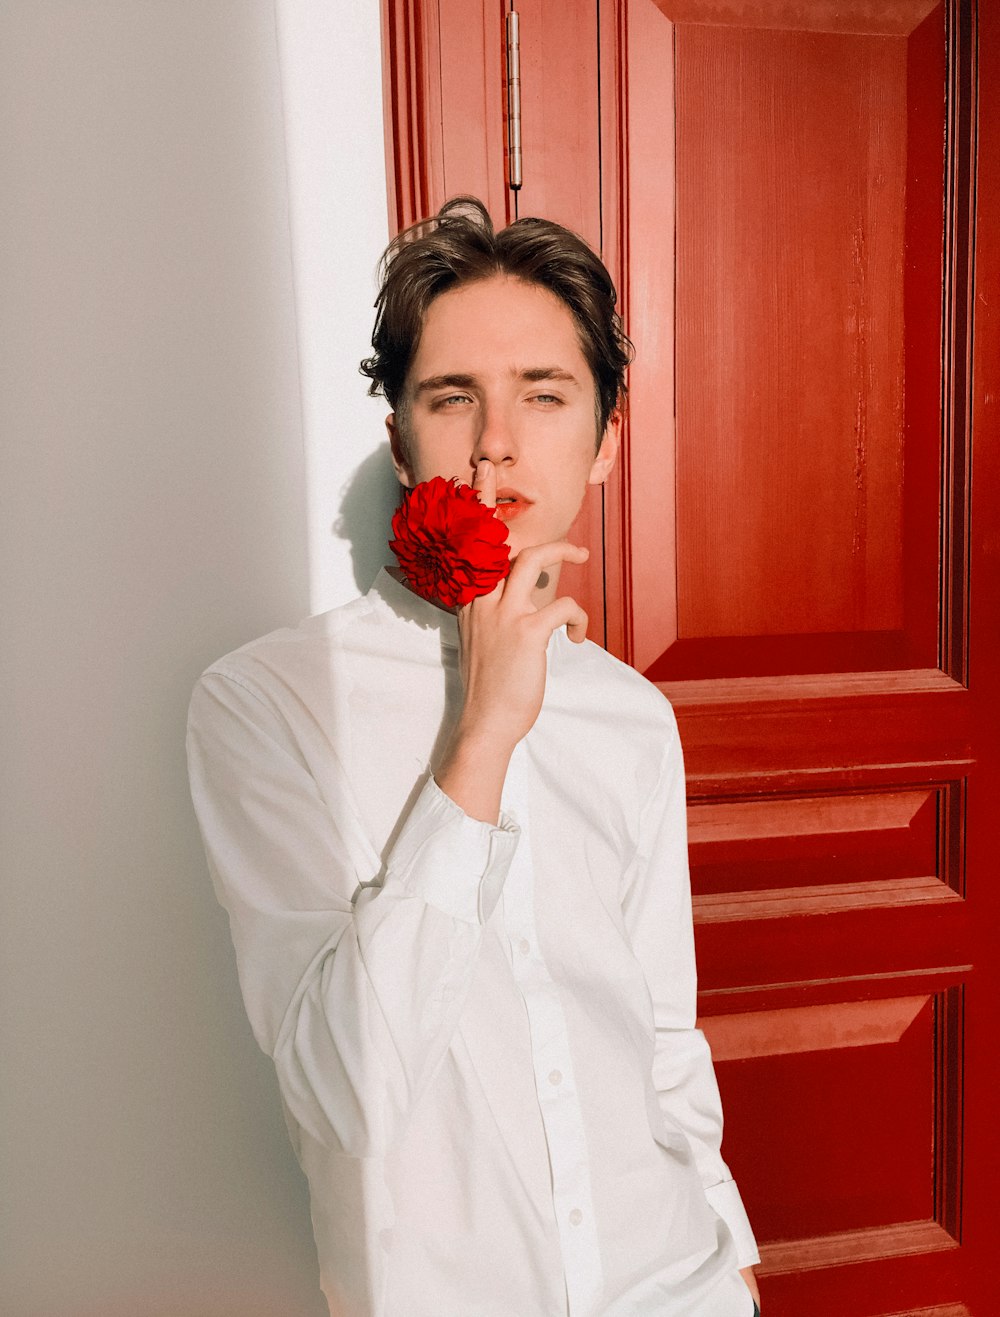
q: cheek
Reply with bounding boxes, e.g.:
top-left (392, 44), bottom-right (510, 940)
top-left (408, 422), bottom-right (478, 478)
top-left (564, 451), bottom-right (602, 495)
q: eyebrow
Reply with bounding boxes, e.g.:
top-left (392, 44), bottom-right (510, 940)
top-left (413, 373), bottom-right (478, 396)
top-left (519, 367), bottom-right (580, 386)
top-left (413, 367), bottom-right (581, 395)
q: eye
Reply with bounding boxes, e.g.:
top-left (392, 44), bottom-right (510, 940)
top-left (436, 392), bottom-right (473, 408)
top-left (530, 393), bottom-right (562, 405)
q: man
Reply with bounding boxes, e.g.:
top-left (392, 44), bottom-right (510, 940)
top-left (187, 197), bottom-right (760, 1315)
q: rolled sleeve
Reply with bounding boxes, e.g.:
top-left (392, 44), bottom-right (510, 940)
top-left (386, 775), bottom-right (520, 924)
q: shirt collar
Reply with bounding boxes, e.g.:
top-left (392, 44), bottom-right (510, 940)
top-left (367, 567), bottom-right (460, 650)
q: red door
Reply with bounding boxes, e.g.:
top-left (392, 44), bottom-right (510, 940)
top-left (382, 2), bottom-right (999, 1311)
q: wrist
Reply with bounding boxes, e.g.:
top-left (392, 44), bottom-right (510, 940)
top-left (450, 713), bottom-right (520, 762)
top-left (435, 723), bottom-right (516, 825)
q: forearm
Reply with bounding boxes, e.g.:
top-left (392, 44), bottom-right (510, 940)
top-left (435, 721), bottom-right (516, 824)
top-left (435, 477), bottom-right (590, 826)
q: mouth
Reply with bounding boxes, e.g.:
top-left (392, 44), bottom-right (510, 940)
top-left (494, 489), bottom-right (533, 522)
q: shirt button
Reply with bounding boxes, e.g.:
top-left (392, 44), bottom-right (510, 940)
top-left (569, 1208), bottom-right (583, 1226)
top-left (548, 1069), bottom-right (562, 1086)
top-left (518, 938), bottom-right (530, 955)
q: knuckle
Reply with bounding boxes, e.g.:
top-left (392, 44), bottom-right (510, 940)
top-left (513, 545), bottom-right (544, 567)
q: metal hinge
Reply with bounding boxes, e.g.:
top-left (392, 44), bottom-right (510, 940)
top-left (505, 7), bottom-right (522, 190)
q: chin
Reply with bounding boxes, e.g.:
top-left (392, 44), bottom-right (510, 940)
top-left (505, 528), bottom-right (531, 556)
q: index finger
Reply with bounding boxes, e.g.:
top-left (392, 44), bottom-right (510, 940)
top-left (504, 540), bottom-right (589, 603)
top-left (472, 459), bottom-right (497, 509)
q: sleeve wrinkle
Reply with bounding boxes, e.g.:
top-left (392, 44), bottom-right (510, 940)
top-left (187, 671), bottom-right (514, 1158)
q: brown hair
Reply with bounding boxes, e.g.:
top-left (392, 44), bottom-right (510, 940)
top-left (360, 196), bottom-right (633, 443)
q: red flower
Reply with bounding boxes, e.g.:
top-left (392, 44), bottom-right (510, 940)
top-left (390, 476), bottom-right (511, 607)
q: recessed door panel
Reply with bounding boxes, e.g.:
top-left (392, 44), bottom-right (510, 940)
top-left (642, 7), bottom-right (945, 678)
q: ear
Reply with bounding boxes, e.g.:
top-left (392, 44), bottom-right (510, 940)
top-left (386, 413), bottom-right (415, 489)
top-left (587, 409), bottom-right (622, 486)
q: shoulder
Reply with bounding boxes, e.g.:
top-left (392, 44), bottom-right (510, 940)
top-left (544, 632), bottom-right (681, 807)
top-left (548, 630), bottom-right (678, 739)
top-left (187, 591), bottom-right (389, 743)
top-left (196, 592), bottom-right (380, 695)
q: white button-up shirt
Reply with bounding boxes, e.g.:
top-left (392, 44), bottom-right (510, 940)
top-left (186, 569), bottom-right (759, 1316)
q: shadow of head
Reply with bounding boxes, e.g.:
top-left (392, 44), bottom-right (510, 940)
top-left (332, 441), bottom-right (403, 596)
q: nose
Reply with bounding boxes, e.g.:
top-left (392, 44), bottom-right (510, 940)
top-left (470, 402), bottom-right (517, 469)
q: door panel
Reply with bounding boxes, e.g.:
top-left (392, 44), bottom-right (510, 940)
top-left (382, 1), bottom-right (996, 1310)
top-left (644, 7), bottom-right (945, 679)
top-left (674, 26), bottom-right (904, 642)
top-left (709, 995), bottom-right (937, 1236)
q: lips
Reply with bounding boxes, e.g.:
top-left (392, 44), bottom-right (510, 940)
top-left (493, 488), bottom-right (533, 522)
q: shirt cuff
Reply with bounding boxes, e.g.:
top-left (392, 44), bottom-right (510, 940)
top-left (704, 1178), bottom-right (760, 1268)
top-left (385, 775), bottom-right (520, 924)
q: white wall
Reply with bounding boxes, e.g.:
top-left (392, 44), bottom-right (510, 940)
top-left (1, 1), bottom-right (389, 1312)
top-left (276, 0), bottom-right (397, 613)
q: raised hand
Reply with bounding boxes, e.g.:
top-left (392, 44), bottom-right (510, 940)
top-left (435, 459), bottom-right (589, 823)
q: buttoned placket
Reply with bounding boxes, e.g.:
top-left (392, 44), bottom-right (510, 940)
top-left (501, 740), bottom-right (604, 1316)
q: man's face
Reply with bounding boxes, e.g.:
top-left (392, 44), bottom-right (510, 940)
top-left (387, 275), bottom-right (619, 559)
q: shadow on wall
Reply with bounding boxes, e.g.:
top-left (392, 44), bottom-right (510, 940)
top-left (333, 441), bottom-right (403, 596)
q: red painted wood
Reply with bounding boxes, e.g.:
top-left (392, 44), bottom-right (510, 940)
top-left (603, 0), bottom-right (677, 670)
top-left (513, 0), bottom-right (601, 244)
top-left (714, 997), bottom-right (935, 1239)
top-left (597, 0), bottom-right (630, 660)
top-left (960, 0), bottom-right (999, 1309)
top-left (903, 5), bottom-right (947, 665)
top-left (380, 0), bottom-right (511, 235)
top-left (654, 0), bottom-right (940, 34)
top-left (675, 25), bottom-right (907, 642)
top-left (688, 785), bottom-right (942, 896)
top-left (383, 0), bottom-right (998, 1309)
top-left (639, 14), bottom-right (948, 682)
top-left (604, 3), bottom-right (987, 1309)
